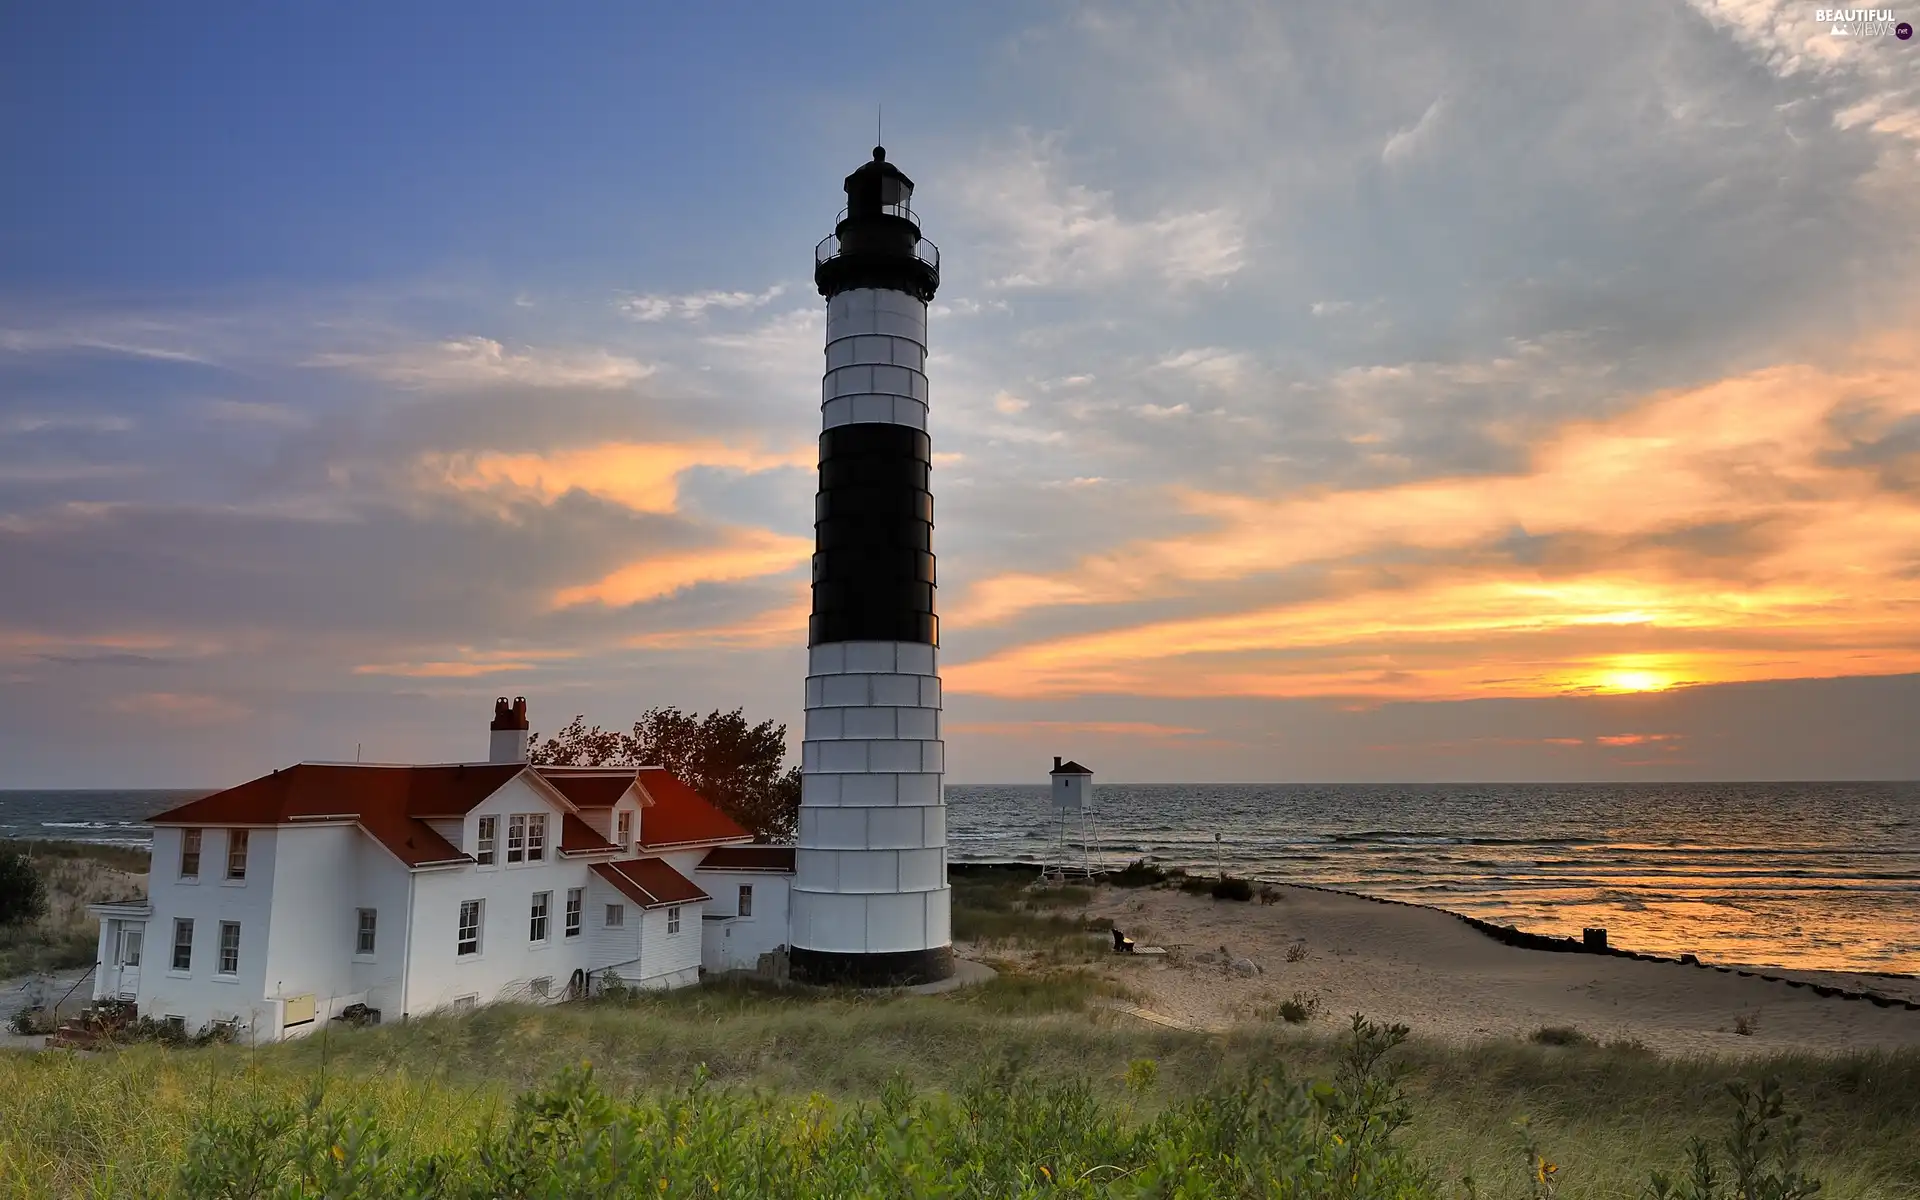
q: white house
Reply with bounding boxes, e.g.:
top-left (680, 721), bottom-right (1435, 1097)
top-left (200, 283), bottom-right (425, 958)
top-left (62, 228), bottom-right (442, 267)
top-left (1048, 757), bottom-right (1092, 811)
top-left (89, 698), bottom-right (795, 1043)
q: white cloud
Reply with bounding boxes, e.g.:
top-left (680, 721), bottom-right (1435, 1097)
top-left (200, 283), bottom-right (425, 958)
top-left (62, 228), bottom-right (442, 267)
top-left (1382, 95), bottom-right (1447, 165)
top-left (992, 391), bottom-right (1030, 414)
top-left (619, 285), bottom-right (788, 322)
top-left (1154, 346), bottom-right (1250, 388)
top-left (955, 132), bottom-right (1247, 290)
top-left (0, 327), bottom-right (212, 364)
top-left (306, 336), bottom-right (654, 390)
top-left (0, 414), bottom-right (135, 435)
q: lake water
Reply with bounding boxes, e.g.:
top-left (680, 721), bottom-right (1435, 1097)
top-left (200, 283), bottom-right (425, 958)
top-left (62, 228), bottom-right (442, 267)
top-left (5, 781), bottom-right (1917, 975)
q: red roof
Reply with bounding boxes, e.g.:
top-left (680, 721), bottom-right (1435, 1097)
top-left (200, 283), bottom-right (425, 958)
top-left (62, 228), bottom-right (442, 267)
top-left (591, 858), bottom-right (709, 909)
top-left (697, 846), bottom-right (795, 873)
top-left (558, 811), bottom-right (621, 856)
top-left (147, 762), bottom-right (525, 869)
top-left (537, 768), bottom-right (642, 810)
top-left (634, 767), bottom-right (751, 848)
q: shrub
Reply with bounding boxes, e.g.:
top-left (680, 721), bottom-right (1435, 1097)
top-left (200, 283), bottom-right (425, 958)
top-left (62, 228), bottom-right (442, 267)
top-left (1530, 1026), bottom-right (1596, 1047)
top-left (1645, 1078), bottom-right (1822, 1200)
top-left (1105, 859), bottom-right (1167, 888)
top-left (1285, 940), bottom-right (1310, 963)
top-left (1177, 875), bottom-right (1215, 895)
top-left (166, 1016), bottom-right (1437, 1198)
top-left (1211, 876), bottom-right (1254, 902)
top-left (1257, 885), bottom-right (1282, 905)
top-left (6, 1005), bottom-right (49, 1036)
top-left (1277, 992), bottom-right (1323, 1024)
top-left (1733, 1012), bottom-right (1759, 1037)
top-left (0, 850), bottom-right (48, 927)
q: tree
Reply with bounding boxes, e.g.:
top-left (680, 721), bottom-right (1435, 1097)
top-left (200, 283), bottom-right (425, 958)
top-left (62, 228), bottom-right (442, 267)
top-left (0, 849), bottom-right (48, 927)
top-left (528, 707), bottom-right (803, 844)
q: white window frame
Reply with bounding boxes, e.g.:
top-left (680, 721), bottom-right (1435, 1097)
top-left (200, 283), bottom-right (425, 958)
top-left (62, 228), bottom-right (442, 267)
top-left (507, 815), bottom-right (526, 864)
top-left (738, 884), bottom-right (753, 918)
top-left (616, 809), bottom-right (632, 848)
top-left (605, 903), bottom-right (624, 929)
top-left (565, 888), bottom-right (582, 938)
top-left (179, 828), bottom-right (201, 880)
top-left (171, 918), bottom-right (193, 972)
top-left (355, 908), bottom-right (377, 957)
top-left (667, 906), bottom-right (681, 935)
top-left (216, 921), bottom-right (240, 976)
top-left (476, 816), bottom-right (497, 866)
top-left (225, 829), bottom-right (249, 881)
top-left (526, 813), bottom-right (547, 862)
top-left (457, 899), bottom-right (483, 957)
top-left (529, 891), bottom-right (550, 944)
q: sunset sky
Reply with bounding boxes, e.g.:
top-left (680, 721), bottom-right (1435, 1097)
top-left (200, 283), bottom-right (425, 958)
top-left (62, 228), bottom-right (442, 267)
top-left (3, 2), bottom-right (1918, 787)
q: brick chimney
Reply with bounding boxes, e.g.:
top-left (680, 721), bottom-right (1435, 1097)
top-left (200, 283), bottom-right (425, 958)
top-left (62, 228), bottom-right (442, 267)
top-left (489, 696), bottom-right (529, 764)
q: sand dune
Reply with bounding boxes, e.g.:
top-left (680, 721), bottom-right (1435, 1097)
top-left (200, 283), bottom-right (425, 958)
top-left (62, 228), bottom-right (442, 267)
top-left (1065, 885), bottom-right (1920, 1056)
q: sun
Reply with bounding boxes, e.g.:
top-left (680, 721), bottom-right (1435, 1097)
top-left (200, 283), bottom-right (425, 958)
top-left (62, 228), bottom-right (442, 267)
top-left (1594, 669), bottom-right (1673, 693)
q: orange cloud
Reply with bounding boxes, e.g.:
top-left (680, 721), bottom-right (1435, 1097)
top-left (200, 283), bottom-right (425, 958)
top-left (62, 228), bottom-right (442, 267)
top-left (109, 692), bottom-right (247, 725)
top-left (354, 647), bottom-right (576, 678)
top-left (423, 440), bottom-right (811, 514)
top-left (621, 590), bottom-right (812, 650)
top-left (946, 334), bottom-right (1920, 701)
top-left (1594, 733), bottom-right (1681, 747)
top-left (553, 528), bottom-right (810, 610)
top-left (943, 720), bottom-right (1209, 738)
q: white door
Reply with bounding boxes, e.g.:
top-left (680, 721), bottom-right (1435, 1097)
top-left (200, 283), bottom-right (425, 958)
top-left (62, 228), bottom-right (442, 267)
top-left (113, 922), bottom-right (143, 999)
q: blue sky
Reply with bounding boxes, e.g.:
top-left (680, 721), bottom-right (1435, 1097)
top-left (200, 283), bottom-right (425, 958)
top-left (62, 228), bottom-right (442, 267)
top-left (3, 1), bottom-right (1919, 787)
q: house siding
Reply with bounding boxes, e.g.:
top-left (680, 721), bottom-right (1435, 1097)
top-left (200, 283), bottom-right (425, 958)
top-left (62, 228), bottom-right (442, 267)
top-left (133, 825), bottom-right (279, 1042)
top-left (262, 824), bottom-right (362, 1039)
top-left (637, 902), bottom-right (703, 987)
top-left (692, 871), bottom-right (790, 972)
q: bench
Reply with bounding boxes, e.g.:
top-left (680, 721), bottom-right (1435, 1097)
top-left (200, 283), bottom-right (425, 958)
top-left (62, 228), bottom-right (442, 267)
top-left (1112, 928), bottom-right (1137, 954)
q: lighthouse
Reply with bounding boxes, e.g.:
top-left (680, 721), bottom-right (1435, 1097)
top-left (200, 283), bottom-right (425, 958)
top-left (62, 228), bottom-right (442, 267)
top-left (790, 146), bottom-right (952, 985)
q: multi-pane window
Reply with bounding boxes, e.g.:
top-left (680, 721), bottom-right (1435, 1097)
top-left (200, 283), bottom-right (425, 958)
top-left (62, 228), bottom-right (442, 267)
top-left (226, 830), bottom-right (249, 880)
top-left (605, 904), bottom-right (624, 928)
top-left (507, 815), bottom-right (526, 863)
top-left (565, 888), bottom-right (582, 938)
top-left (529, 892), bottom-right (550, 943)
top-left (457, 900), bottom-right (483, 956)
top-left (356, 908), bottom-right (377, 956)
top-left (616, 810), bottom-right (632, 848)
top-left (526, 813), bottom-right (547, 862)
top-left (179, 829), bottom-right (202, 879)
top-left (171, 918), bottom-right (193, 971)
top-left (531, 976), bottom-right (551, 999)
top-left (121, 926), bottom-right (142, 967)
top-left (476, 816), bottom-right (497, 865)
top-left (738, 885), bottom-right (753, 918)
top-left (666, 906), bottom-right (681, 935)
top-left (217, 921), bottom-right (241, 975)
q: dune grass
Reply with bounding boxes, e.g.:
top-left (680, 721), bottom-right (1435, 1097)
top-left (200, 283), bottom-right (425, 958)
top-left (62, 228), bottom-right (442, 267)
top-left (0, 840), bottom-right (149, 980)
top-left (2, 976), bottom-right (1916, 1196)
top-left (3, 866), bottom-right (1917, 1195)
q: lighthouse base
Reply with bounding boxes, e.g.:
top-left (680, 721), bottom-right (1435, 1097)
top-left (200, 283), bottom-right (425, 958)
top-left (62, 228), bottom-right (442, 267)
top-left (788, 944), bottom-right (955, 988)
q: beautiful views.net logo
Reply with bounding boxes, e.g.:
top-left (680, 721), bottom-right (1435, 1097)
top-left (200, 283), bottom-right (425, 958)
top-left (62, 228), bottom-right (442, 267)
top-left (1815, 8), bottom-right (1912, 37)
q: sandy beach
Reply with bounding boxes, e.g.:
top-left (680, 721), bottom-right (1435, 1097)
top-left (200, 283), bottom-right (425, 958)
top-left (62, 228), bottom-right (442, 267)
top-left (970, 883), bottom-right (1920, 1057)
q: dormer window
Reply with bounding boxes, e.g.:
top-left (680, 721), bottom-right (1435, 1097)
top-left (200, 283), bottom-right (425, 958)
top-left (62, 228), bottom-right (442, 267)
top-left (616, 810), bottom-right (632, 849)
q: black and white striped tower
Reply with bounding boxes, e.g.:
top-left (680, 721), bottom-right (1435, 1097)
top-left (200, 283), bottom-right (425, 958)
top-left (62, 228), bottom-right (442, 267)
top-left (790, 146), bottom-right (952, 986)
